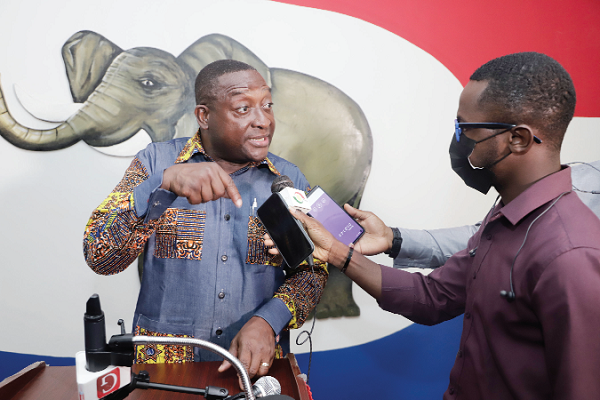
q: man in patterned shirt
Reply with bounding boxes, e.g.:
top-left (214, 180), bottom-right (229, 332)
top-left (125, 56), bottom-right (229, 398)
top-left (83, 59), bottom-right (328, 381)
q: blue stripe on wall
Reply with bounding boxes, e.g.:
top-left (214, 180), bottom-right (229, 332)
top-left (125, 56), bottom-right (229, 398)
top-left (296, 315), bottom-right (463, 399)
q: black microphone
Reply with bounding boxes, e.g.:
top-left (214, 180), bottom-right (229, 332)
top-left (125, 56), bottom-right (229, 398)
top-left (84, 293), bottom-right (110, 372)
top-left (271, 175), bottom-right (294, 193)
top-left (270, 175), bottom-right (311, 213)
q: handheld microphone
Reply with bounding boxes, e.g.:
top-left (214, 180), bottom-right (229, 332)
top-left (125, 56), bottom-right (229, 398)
top-left (270, 175), bottom-right (311, 213)
top-left (271, 175), bottom-right (293, 193)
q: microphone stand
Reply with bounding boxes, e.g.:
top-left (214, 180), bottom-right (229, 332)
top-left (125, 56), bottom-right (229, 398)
top-left (132, 336), bottom-right (255, 400)
top-left (81, 295), bottom-right (256, 400)
top-left (87, 334), bottom-right (255, 400)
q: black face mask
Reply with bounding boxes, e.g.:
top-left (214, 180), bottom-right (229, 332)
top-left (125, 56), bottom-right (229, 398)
top-left (449, 132), bottom-right (511, 194)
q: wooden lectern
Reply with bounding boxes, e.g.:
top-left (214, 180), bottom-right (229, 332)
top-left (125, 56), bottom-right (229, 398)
top-left (0, 354), bottom-right (310, 400)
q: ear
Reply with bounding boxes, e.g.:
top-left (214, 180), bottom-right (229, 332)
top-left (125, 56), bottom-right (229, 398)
top-left (195, 105), bottom-right (209, 129)
top-left (178, 33), bottom-right (272, 86)
top-left (508, 125), bottom-right (538, 155)
top-left (61, 30), bottom-right (122, 103)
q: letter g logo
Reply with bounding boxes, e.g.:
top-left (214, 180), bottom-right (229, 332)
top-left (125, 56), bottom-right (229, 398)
top-left (97, 368), bottom-right (120, 397)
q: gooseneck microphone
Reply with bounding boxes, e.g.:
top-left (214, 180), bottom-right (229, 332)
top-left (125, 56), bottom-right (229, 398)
top-left (253, 376), bottom-right (281, 397)
top-left (227, 376), bottom-right (282, 399)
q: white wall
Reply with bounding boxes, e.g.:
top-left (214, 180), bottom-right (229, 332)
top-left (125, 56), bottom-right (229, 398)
top-left (0, 0), bottom-right (598, 359)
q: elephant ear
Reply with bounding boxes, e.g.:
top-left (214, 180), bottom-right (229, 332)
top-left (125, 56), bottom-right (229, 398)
top-left (62, 30), bottom-right (123, 103)
top-left (178, 34), bottom-right (271, 86)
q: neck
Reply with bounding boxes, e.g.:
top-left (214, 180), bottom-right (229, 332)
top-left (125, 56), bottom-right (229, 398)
top-left (494, 153), bottom-right (561, 204)
top-left (199, 130), bottom-right (251, 175)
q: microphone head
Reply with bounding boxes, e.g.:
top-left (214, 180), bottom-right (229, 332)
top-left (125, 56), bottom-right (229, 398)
top-left (271, 175), bottom-right (294, 193)
top-left (253, 376), bottom-right (281, 397)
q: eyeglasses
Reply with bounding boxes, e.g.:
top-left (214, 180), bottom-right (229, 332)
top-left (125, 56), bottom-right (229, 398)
top-left (454, 119), bottom-right (542, 144)
top-left (454, 119), bottom-right (515, 142)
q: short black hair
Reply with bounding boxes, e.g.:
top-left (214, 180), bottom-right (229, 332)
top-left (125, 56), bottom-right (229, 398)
top-left (470, 52), bottom-right (576, 150)
top-left (195, 59), bottom-right (257, 106)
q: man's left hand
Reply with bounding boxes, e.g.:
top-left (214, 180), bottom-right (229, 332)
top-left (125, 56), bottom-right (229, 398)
top-left (218, 316), bottom-right (275, 387)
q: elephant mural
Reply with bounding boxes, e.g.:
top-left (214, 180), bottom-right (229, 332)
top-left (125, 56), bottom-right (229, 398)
top-left (0, 31), bottom-right (373, 318)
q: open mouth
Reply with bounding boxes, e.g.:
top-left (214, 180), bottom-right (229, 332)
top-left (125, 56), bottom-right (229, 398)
top-left (249, 136), bottom-right (270, 146)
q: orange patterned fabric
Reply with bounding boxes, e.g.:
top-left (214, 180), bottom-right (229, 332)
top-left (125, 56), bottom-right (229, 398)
top-left (134, 327), bottom-right (194, 364)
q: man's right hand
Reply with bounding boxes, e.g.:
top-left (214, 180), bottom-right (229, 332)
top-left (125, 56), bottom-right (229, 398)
top-left (343, 204), bottom-right (393, 256)
top-left (161, 162), bottom-right (243, 207)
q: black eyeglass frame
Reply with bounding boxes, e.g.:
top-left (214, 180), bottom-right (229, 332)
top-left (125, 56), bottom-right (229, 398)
top-left (454, 119), bottom-right (542, 144)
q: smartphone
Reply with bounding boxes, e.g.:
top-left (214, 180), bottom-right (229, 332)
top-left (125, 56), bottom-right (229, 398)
top-left (307, 186), bottom-right (365, 246)
top-left (257, 192), bottom-right (314, 269)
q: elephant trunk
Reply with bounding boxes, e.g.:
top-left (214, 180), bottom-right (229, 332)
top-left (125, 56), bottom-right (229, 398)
top-left (0, 75), bottom-right (144, 151)
top-left (0, 78), bottom-right (82, 151)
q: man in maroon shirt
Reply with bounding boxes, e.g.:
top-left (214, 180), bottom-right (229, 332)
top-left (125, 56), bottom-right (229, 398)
top-left (278, 53), bottom-right (600, 399)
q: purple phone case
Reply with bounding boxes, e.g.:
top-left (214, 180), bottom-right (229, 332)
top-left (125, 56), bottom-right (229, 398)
top-left (307, 187), bottom-right (364, 246)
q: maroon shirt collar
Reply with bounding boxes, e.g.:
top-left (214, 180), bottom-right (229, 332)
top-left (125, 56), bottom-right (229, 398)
top-left (493, 166), bottom-right (573, 226)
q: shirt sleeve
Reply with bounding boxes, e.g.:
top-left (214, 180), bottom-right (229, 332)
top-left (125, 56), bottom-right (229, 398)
top-left (82, 156), bottom-right (175, 275)
top-left (380, 249), bottom-right (469, 325)
top-left (394, 224), bottom-right (480, 269)
top-left (254, 170), bottom-right (329, 333)
top-left (533, 247), bottom-right (600, 398)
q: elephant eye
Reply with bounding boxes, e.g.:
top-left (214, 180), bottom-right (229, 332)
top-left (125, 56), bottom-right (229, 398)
top-left (141, 79), bottom-right (154, 86)
top-left (138, 78), bottom-right (162, 91)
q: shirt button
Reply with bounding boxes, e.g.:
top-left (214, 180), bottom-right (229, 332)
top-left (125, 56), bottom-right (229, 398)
top-left (221, 255), bottom-right (228, 262)
top-left (473, 272), bottom-right (477, 279)
top-left (448, 387), bottom-right (455, 395)
top-left (218, 291), bottom-right (225, 299)
top-left (216, 329), bottom-right (223, 336)
top-left (486, 234), bottom-right (492, 240)
top-left (465, 312), bottom-right (472, 319)
top-left (224, 214), bottom-right (230, 221)
top-left (457, 350), bottom-right (463, 358)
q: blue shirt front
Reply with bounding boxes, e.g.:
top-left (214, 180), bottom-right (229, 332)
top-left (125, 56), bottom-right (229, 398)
top-left (84, 133), bottom-right (327, 362)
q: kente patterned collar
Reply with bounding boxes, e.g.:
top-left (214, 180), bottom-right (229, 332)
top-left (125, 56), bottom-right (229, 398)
top-left (174, 130), bottom-right (280, 176)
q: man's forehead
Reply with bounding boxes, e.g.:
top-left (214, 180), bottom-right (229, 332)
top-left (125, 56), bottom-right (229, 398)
top-left (216, 70), bottom-right (270, 97)
top-left (458, 80), bottom-right (489, 114)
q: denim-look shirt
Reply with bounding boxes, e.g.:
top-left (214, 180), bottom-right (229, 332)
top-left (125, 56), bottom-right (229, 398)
top-left (84, 133), bottom-right (328, 362)
top-left (379, 166), bottom-right (600, 399)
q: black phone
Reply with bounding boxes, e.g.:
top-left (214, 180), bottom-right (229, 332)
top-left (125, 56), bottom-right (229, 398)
top-left (257, 192), bottom-right (314, 269)
top-left (306, 186), bottom-right (365, 246)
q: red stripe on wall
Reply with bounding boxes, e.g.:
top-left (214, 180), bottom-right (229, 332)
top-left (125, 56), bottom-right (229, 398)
top-left (275, 0), bottom-right (600, 117)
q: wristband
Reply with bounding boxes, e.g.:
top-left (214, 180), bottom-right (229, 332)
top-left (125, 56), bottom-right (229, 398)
top-left (384, 227), bottom-right (403, 259)
top-left (341, 247), bottom-right (354, 274)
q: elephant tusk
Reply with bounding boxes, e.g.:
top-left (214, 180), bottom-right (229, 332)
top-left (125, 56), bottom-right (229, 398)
top-left (14, 84), bottom-right (83, 123)
top-left (0, 74), bottom-right (82, 151)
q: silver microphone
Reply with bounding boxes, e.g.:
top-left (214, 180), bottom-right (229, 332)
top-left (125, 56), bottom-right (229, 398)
top-left (253, 376), bottom-right (281, 397)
